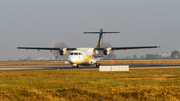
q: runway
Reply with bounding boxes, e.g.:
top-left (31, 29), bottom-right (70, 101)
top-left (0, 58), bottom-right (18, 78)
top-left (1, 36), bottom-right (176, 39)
top-left (0, 65), bottom-right (98, 71)
top-left (0, 64), bottom-right (180, 71)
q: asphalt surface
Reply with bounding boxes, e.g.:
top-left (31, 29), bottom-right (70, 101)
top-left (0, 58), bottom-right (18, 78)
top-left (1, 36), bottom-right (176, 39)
top-left (0, 64), bottom-right (180, 71)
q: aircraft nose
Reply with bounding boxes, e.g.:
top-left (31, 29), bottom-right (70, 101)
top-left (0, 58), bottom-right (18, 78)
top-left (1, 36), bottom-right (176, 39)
top-left (68, 56), bottom-right (76, 64)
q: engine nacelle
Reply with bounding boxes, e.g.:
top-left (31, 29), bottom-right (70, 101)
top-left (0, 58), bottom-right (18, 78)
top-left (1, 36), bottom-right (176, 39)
top-left (88, 59), bottom-right (97, 64)
top-left (103, 48), bottom-right (111, 55)
top-left (60, 48), bottom-right (67, 55)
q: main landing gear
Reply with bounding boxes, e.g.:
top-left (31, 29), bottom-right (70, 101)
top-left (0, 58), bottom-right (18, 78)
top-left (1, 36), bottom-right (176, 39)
top-left (96, 63), bottom-right (101, 68)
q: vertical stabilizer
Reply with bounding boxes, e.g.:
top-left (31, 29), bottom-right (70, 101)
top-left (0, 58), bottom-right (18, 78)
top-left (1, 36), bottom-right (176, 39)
top-left (84, 29), bottom-right (120, 48)
top-left (97, 29), bottom-right (103, 48)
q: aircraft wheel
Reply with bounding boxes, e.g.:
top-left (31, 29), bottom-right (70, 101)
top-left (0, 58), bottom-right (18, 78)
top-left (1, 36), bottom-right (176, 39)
top-left (96, 63), bottom-right (100, 68)
top-left (72, 65), bottom-right (78, 68)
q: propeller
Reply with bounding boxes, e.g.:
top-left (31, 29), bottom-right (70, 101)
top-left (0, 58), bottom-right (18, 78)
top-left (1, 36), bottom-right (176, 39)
top-left (102, 41), bottom-right (116, 60)
top-left (51, 41), bottom-right (70, 60)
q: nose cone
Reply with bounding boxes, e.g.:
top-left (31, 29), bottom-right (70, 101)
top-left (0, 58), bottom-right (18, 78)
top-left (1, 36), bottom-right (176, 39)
top-left (68, 57), bottom-right (74, 64)
top-left (68, 56), bottom-right (77, 64)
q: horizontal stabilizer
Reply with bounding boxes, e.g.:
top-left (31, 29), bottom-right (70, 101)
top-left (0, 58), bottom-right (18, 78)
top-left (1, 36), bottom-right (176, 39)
top-left (84, 29), bottom-right (120, 48)
top-left (84, 32), bottom-right (120, 34)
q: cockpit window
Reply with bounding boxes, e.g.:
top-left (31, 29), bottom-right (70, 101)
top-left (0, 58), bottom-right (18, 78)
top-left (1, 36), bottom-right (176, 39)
top-left (74, 53), bottom-right (78, 55)
top-left (69, 53), bottom-right (83, 55)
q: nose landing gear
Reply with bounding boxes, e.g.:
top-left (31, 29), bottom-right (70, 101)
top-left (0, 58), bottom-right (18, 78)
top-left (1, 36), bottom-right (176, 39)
top-left (72, 64), bottom-right (79, 68)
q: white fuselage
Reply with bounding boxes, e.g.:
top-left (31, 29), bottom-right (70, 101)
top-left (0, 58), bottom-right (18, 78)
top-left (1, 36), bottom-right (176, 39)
top-left (68, 48), bottom-right (102, 66)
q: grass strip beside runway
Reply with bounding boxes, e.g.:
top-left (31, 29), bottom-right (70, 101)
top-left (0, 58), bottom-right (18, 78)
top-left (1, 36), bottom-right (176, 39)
top-left (0, 68), bottom-right (180, 100)
top-left (1, 59), bottom-right (180, 65)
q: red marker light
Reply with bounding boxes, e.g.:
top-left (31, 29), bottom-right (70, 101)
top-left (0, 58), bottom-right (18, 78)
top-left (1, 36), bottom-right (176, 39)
top-left (110, 61), bottom-right (114, 64)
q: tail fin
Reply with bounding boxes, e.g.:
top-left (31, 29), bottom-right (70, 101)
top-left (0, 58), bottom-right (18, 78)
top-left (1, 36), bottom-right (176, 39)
top-left (84, 29), bottom-right (120, 48)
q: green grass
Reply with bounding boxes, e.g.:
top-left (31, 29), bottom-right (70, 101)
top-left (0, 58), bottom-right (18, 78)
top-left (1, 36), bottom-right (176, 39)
top-left (0, 68), bottom-right (180, 100)
top-left (1, 59), bottom-right (180, 65)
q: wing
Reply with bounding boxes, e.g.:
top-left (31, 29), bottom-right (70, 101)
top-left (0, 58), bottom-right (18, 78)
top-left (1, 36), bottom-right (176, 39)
top-left (18, 46), bottom-right (160, 52)
top-left (94, 46), bottom-right (160, 50)
top-left (17, 47), bottom-right (77, 51)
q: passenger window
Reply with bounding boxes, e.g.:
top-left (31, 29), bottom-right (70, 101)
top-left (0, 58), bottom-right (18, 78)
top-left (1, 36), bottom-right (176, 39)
top-left (70, 53), bottom-right (73, 55)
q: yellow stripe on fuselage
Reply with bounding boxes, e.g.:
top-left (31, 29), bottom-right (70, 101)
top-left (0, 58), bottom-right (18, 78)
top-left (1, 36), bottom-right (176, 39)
top-left (74, 61), bottom-right (82, 64)
top-left (83, 56), bottom-right (94, 62)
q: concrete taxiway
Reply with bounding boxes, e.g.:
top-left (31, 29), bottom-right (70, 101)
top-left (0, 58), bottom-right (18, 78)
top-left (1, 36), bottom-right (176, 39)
top-left (0, 64), bottom-right (180, 71)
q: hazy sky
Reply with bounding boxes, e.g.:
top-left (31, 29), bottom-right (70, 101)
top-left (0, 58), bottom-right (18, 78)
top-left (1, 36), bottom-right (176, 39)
top-left (0, 0), bottom-right (180, 61)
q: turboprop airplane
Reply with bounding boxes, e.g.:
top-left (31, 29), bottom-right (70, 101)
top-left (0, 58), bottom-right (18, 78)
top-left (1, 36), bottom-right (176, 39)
top-left (17, 29), bottom-right (160, 68)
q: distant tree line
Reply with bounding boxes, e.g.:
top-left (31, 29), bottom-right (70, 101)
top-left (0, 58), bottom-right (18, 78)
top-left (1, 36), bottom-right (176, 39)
top-left (18, 56), bottom-right (32, 61)
top-left (118, 50), bottom-right (180, 60)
